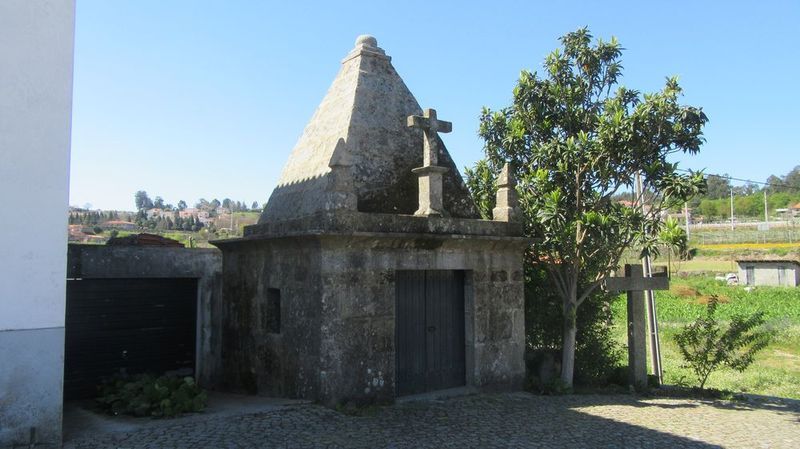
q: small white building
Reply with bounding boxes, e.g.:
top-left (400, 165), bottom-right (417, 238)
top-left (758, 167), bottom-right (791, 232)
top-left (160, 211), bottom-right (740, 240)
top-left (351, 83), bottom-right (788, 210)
top-left (736, 259), bottom-right (800, 287)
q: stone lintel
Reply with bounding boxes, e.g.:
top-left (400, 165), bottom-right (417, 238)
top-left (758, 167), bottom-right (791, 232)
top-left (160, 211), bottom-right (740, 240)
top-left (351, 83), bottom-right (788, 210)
top-left (213, 229), bottom-right (532, 252)
top-left (225, 210), bottom-right (527, 242)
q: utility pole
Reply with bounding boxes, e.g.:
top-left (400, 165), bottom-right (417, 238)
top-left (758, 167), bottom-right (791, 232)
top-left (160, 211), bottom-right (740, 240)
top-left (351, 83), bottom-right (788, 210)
top-left (764, 190), bottom-right (769, 223)
top-left (684, 202), bottom-right (690, 241)
top-left (730, 188), bottom-right (735, 231)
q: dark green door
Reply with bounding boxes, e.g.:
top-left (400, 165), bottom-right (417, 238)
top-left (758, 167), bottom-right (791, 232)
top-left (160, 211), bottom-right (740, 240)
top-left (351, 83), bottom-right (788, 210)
top-left (395, 270), bottom-right (465, 396)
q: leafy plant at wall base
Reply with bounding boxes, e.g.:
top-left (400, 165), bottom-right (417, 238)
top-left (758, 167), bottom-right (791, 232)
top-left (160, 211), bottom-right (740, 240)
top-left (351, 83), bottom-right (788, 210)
top-left (96, 374), bottom-right (207, 418)
top-left (673, 296), bottom-right (772, 389)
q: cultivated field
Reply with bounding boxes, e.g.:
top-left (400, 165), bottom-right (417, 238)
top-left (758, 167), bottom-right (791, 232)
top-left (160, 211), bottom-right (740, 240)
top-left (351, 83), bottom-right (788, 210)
top-left (612, 276), bottom-right (800, 399)
top-left (688, 222), bottom-right (800, 245)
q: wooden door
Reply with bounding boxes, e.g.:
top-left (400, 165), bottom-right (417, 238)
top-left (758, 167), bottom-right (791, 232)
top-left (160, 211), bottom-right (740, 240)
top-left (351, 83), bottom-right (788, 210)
top-left (396, 270), bottom-right (465, 396)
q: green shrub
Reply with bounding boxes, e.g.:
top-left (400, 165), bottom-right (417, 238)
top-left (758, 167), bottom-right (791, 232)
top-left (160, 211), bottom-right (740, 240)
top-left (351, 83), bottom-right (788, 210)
top-left (526, 264), bottom-right (623, 387)
top-left (96, 374), bottom-right (207, 418)
top-left (674, 296), bottom-right (772, 389)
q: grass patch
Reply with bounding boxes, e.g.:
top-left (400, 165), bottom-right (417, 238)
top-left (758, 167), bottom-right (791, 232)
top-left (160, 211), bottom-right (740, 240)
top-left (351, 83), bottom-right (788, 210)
top-left (675, 258), bottom-right (736, 273)
top-left (611, 276), bottom-right (800, 399)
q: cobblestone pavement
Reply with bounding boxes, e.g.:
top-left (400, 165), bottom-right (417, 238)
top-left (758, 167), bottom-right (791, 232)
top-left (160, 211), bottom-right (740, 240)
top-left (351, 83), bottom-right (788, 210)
top-left (64, 392), bottom-right (800, 448)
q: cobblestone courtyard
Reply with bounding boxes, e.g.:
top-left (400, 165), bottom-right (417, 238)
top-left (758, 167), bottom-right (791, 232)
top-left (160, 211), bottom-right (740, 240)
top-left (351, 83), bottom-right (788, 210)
top-left (63, 392), bottom-right (799, 448)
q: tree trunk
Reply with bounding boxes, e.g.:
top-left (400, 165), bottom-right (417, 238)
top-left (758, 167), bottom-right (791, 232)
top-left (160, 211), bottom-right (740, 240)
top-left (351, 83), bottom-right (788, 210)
top-left (560, 300), bottom-right (577, 387)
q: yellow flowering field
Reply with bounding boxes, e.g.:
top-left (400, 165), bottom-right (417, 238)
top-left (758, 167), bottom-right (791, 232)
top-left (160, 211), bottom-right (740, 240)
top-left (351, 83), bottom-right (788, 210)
top-left (697, 242), bottom-right (800, 251)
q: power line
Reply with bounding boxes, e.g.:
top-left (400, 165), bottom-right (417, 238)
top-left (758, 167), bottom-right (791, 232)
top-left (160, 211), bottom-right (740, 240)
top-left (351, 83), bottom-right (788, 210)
top-left (675, 168), bottom-right (800, 192)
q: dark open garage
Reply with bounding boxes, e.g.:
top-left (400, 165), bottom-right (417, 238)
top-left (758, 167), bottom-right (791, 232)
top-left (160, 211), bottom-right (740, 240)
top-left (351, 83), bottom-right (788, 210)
top-left (64, 278), bottom-right (198, 399)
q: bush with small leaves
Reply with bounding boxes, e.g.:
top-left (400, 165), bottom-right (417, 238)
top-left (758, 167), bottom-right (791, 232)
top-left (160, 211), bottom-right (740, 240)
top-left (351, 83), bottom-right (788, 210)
top-left (674, 295), bottom-right (772, 390)
top-left (96, 374), bottom-right (207, 418)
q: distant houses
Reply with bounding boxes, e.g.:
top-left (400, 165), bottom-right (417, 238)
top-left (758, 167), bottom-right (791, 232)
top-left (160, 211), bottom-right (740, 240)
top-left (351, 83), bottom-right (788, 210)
top-left (148, 207), bottom-right (213, 225)
top-left (67, 203), bottom-right (261, 238)
top-left (67, 225), bottom-right (105, 243)
top-left (103, 220), bottom-right (137, 231)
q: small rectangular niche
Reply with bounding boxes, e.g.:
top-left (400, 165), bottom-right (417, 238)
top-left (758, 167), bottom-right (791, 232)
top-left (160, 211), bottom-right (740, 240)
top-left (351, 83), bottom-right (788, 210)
top-left (265, 288), bottom-right (281, 334)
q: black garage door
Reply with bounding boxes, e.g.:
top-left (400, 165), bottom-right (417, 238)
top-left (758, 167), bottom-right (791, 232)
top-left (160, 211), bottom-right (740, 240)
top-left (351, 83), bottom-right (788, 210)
top-left (64, 278), bottom-right (198, 399)
top-left (395, 270), bottom-right (466, 396)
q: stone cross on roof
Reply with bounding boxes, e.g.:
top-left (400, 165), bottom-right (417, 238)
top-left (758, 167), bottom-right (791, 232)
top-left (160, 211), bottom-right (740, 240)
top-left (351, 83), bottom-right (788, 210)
top-left (408, 108), bottom-right (451, 217)
top-left (407, 108), bottom-right (452, 166)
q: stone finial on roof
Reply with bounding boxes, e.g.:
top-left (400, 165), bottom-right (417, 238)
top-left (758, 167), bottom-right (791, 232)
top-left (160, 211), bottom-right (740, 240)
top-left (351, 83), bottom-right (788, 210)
top-left (355, 34), bottom-right (377, 47)
top-left (493, 163), bottom-right (519, 222)
top-left (325, 138), bottom-right (357, 211)
top-left (328, 137), bottom-right (353, 168)
top-left (409, 108), bottom-right (451, 217)
top-left (343, 34), bottom-right (387, 62)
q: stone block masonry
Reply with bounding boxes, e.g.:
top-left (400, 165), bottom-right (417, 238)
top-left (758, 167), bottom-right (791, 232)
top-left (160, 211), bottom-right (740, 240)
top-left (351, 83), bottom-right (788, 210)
top-left (213, 35), bottom-right (527, 406)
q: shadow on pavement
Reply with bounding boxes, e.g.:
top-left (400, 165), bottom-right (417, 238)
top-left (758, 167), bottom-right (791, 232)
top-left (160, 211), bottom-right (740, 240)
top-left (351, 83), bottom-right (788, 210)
top-left (61, 391), bottom-right (797, 448)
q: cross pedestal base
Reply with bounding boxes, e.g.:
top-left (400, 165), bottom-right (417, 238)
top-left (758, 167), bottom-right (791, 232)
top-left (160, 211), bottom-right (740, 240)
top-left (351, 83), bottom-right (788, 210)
top-left (411, 165), bottom-right (448, 217)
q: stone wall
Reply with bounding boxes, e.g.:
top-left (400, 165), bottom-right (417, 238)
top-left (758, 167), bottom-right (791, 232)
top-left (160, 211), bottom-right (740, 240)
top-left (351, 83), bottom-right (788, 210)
top-left (66, 245), bottom-right (224, 387)
top-left (318, 235), bottom-right (525, 405)
top-left (215, 232), bottom-right (526, 406)
top-left (216, 238), bottom-right (323, 398)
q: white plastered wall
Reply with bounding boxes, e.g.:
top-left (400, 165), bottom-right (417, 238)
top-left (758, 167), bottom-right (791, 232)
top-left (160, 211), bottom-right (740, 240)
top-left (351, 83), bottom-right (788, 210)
top-left (0, 0), bottom-right (75, 446)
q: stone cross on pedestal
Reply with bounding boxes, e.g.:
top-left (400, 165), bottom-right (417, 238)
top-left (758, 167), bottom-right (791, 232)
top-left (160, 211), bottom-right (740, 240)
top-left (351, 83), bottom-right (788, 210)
top-left (407, 108), bottom-right (451, 217)
top-left (605, 264), bottom-right (669, 390)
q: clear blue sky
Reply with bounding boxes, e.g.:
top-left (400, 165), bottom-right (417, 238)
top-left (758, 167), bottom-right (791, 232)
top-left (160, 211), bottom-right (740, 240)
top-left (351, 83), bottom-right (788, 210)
top-left (70, 0), bottom-right (800, 211)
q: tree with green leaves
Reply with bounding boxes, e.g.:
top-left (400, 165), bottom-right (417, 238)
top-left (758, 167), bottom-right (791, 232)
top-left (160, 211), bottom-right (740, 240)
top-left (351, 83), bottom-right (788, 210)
top-left (464, 160), bottom-right (497, 220)
top-left (704, 175), bottom-right (731, 199)
top-left (153, 196), bottom-right (165, 210)
top-left (470, 28), bottom-right (707, 387)
top-left (659, 217), bottom-right (689, 275)
top-left (134, 190), bottom-right (153, 211)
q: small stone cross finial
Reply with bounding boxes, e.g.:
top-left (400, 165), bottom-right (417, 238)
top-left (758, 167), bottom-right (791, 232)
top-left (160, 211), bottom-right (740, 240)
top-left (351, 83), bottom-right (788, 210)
top-left (493, 163), bottom-right (519, 222)
top-left (408, 108), bottom-right (451, 217)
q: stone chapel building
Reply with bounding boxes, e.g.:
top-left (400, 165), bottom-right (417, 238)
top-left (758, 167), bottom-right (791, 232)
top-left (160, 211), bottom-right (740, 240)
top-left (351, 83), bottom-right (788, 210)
top-left (212, 35), bottom-right (527, 405)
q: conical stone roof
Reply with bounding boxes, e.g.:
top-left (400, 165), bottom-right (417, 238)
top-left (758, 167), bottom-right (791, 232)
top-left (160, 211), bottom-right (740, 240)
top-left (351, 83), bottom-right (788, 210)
top-left (260, 35), bottom-right (478, 223)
